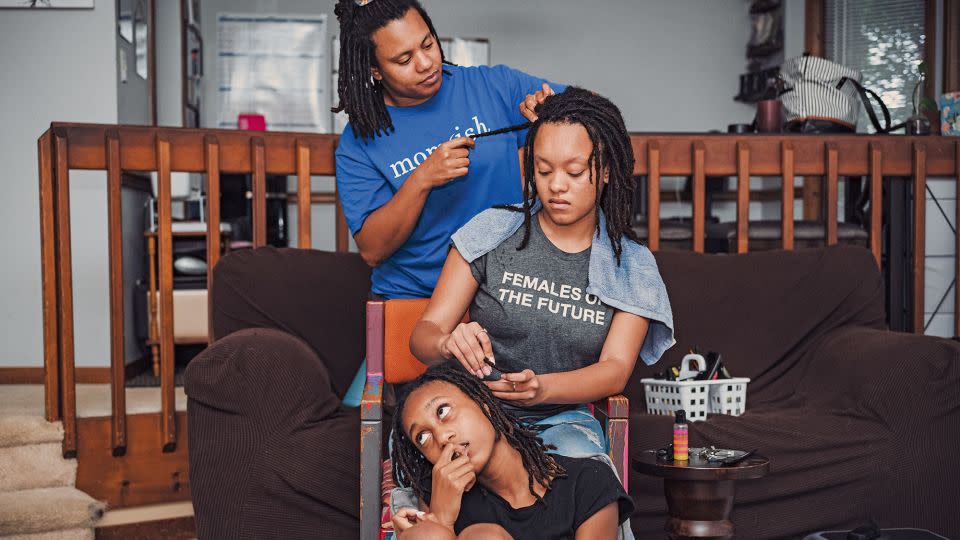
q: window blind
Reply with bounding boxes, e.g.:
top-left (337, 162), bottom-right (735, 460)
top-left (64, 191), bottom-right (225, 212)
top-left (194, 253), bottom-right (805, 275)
top-left (825, 0), bottom-right (926, 133)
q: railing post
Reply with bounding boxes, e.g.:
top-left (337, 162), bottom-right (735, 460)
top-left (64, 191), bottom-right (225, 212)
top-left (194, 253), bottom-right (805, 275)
top-left (912, 143), bottom-right (927, 334)
top-left (53, 128), bottom-right (77, 458)
top-left (781, 142), bottom-right (795, 250)
top-left (692, 141), bottom-right (706, 254)
top-left (205, 135), bottom-right (221, 344)
top-left (38, 129), bottom-right (61, 423)
top-left (297, 140), bottom-right (313, 249)
top-left (869, 143), bottom-right (883, 266)
top-left (106, 130), bottom-right (127, 455)
top-left (647, 141), bottom-right (661, 252)
top-left (156, 134), bottom-right (177, 451)
top-left (736, 142), bottom-right (750, 254)
top-left (251, 137), bottom-right (267, 248)
top-left (825, 143), bottom-right (839, 245)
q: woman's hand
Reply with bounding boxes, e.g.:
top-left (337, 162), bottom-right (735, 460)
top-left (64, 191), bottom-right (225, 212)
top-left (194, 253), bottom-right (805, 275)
top-left (409, 137), bottom-right (475, 189)
top-left (486, 369), bottom-right (546, 406)
top-left (429, 443), bottom-right (477, 527)
top-left (439, 321), bottom-right (495, 379)
top-left (519, 83), bottom-right (555, 122)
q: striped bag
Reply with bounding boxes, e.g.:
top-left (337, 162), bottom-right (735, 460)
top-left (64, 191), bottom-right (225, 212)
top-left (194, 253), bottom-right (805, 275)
top-left (780, 55), bottom-right (901, 133)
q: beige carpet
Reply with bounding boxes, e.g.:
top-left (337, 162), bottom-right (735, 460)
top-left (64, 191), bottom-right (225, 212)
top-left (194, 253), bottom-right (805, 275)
top-left (0, 384), bottom-right (187, 418)
top-left (0, 487), bottom-right (105, 536)
top-left (0, 385), bottom-right (170, 538)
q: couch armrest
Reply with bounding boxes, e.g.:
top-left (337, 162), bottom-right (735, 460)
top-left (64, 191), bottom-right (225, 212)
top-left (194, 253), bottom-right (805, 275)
top-left (799, 326), bottom-right (960, 422)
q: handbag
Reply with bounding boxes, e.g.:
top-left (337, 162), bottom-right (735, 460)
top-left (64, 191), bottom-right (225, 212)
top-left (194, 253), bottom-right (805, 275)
top-left (780, 54), bottom-right (903, 134)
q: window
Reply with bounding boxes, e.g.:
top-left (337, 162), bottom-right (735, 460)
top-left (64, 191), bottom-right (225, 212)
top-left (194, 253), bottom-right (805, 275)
top-left (825, 0), bottom-right (927, 133)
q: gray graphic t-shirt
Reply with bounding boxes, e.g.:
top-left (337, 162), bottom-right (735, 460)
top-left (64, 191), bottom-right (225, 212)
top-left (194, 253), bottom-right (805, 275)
top-left (468, 215), bottom-right (614, 422)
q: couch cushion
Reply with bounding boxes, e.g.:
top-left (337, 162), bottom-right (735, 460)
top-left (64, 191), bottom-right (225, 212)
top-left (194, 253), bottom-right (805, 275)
top-left (626, 246), bottom-right (886, 408)
top-left (210, 247), bottom-right (371, 398)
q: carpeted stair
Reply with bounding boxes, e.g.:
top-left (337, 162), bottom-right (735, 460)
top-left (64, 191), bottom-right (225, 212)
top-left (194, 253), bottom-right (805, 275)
top-left (0, 416), bottom-right (105, 539)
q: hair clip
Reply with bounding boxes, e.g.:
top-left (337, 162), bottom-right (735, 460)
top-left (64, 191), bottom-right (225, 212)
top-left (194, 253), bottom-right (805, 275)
top-left (354, 0), bottom-right (375, 5)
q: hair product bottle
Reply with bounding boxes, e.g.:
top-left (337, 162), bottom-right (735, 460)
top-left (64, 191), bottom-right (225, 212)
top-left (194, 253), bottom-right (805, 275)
top-left (673, 410), bottom-right (689, 461)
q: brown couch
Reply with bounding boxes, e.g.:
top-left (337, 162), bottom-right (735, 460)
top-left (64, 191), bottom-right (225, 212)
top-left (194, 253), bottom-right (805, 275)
top-left (187, 245), bottom-right (960, 539)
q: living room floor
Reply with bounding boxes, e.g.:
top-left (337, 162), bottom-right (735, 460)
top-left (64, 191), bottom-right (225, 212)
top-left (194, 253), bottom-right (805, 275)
top-left (0, 384), bottom-right (187, 418)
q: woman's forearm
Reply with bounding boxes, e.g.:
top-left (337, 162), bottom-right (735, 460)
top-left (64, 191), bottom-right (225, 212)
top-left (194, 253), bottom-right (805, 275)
top-left (353, 174), bottom-right (431, 267)
top-left (539, 359), bottom-right (631, 404)
top-left (410, 320), bottom-right (452, 366)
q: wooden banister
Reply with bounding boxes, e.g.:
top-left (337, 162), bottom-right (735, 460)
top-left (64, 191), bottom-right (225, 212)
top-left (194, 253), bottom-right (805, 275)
top-left (36, 123), bottom-right (960, 463)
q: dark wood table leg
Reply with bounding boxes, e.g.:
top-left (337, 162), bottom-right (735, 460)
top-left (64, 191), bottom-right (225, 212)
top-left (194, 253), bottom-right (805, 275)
top-left (663, 478), bottom-right (736, 540)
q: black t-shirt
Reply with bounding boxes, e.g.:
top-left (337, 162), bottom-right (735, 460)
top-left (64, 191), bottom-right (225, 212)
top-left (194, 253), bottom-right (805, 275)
top-left (441, 455), bottom-right (633, 539)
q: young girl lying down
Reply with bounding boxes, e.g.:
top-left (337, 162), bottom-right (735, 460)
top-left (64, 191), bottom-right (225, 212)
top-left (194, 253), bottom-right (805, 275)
top-left (390, 362), bottom-right (633, 539)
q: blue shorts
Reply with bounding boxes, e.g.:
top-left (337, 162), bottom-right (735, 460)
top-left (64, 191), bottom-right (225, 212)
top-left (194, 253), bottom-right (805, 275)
top-left (530, 405), bottom-right (607, 458)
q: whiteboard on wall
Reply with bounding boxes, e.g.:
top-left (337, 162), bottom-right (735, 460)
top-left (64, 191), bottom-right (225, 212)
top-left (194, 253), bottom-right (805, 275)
top-left (217, 13), bottom-right (330, 133)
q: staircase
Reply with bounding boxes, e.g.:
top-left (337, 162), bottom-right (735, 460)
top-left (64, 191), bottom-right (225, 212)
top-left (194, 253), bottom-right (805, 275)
top-left (0, 415), bottom-right (105, 539)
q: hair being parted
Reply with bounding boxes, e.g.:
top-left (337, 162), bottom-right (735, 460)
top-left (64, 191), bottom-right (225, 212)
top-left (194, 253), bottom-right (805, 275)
top-left (493, 87), bottom-right (639, 263)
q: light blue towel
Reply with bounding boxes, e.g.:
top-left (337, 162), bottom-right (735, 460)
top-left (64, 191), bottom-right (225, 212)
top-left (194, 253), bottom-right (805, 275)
top-left (451, 202), bottom-right (675, 366)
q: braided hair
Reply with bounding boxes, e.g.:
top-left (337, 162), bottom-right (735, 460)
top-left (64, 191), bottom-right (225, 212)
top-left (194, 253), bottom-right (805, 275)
top-left (390, 362), bottom-right (566, 505)
top-left (332, 0), bottom-right (450, 140)
top-left (495, 87), bottom-right (638, 264)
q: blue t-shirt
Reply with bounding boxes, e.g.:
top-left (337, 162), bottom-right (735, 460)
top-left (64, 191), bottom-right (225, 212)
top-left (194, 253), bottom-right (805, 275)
top-left (336, 64), bottom-right (565, 298)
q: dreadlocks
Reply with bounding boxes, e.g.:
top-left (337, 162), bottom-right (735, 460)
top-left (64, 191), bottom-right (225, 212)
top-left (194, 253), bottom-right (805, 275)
top-left (498, 87), bottom-right (638, 264)
top-left (390, 362), bottom-right (566, 505)
top-left (332, 0), bottom-right (449, 140)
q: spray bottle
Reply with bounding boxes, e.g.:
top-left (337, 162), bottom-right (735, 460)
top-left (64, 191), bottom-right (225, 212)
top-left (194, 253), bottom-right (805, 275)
top-left (673, 410), bottom-right (689, 461)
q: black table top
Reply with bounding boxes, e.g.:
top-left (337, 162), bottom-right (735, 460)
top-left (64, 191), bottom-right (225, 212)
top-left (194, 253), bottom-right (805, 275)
top-left (633, 448), bottom-right (770, 481)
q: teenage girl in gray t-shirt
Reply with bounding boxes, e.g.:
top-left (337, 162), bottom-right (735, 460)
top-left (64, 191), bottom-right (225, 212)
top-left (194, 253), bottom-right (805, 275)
top-left (409, 87), bottom-right (670, 462)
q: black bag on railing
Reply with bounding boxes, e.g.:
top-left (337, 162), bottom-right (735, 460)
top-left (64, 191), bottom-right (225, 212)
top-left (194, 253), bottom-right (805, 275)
top-left (780, 54), bottom-right (904, 134)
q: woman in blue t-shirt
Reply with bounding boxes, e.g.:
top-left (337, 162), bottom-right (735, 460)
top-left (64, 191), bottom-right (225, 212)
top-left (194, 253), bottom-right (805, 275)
top-left (409, 88), bottom-right (675, 463)
top-left (333, 0), bottom-right (563, 299)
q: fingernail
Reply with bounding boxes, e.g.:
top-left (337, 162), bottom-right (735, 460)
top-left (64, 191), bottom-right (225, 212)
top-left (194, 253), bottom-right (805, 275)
top-left (476, 369), bottom-right (484, 378)
top-left (487, 356), bottom-right (495, 364)
top-left (483, 366), bottom-right (492, 376)
top-left (416, 511), bottom-right (425, 518)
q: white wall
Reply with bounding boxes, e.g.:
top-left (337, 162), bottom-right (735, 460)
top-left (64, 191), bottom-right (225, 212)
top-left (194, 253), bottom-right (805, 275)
top-left (197, 0), bottom-right (758, 132)
top-left (0, 2), bottom-right (154, 368)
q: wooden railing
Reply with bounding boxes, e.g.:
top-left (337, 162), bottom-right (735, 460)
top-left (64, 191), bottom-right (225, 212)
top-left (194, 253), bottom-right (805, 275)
top-left (38, 124), bottom-right (960, 460)
top-left (38, 123), bottom-right (349, 458)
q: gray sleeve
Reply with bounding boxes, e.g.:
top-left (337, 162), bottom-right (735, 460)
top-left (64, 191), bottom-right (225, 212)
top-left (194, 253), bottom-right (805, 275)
top-left (469, 253), bottom-right (486, 286)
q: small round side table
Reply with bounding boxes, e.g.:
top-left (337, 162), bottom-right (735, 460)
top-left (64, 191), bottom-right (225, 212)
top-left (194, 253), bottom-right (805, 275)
top-left (633, 449), bottom-right (770, 540)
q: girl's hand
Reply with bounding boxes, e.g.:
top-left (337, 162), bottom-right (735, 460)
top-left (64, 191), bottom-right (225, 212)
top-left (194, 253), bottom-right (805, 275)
top-left (440, 321), bottom-right (495, 379)
top-left (391, 508), bottom-right (424, 534)
top-left (409, 137), bottom-right (475, 189)
top-left (519, 83), bottom-right (555, 122)
top-left (486, 369), bottom-right (545, 406)
top-left (430, 443), bottom-right (476, 527)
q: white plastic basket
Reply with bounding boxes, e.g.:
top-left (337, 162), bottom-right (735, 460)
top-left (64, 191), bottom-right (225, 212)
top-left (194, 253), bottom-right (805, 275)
top-left (641, 377), bottom-right (751, 421)
top-left (641, 354), bottom-right (750, 421)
